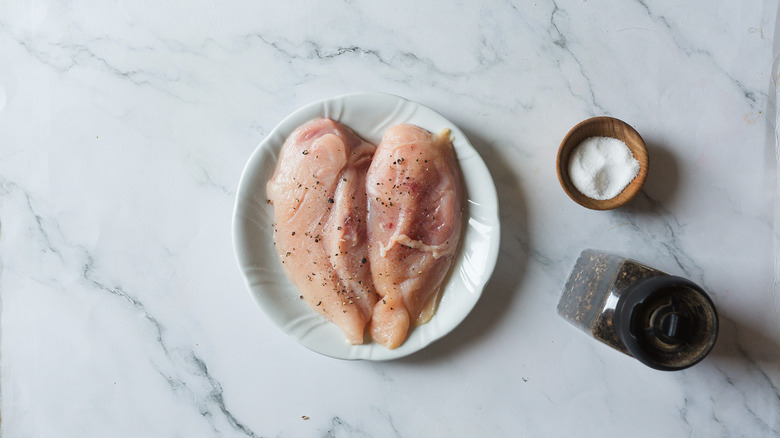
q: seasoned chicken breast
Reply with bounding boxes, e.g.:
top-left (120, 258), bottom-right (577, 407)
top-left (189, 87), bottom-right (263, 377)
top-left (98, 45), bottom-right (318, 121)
top-left (267, 118), bottom-right (378, 344)
top-left (366, 124), bottom-right (463, 349)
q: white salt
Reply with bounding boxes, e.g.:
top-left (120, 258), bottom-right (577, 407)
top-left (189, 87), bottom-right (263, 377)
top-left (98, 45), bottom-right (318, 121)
top-left (568, 136), bottom-right (640, 200)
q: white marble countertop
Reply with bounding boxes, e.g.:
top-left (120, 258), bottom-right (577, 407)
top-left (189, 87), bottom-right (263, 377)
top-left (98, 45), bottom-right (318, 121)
top-left (2, 1), bottom-right (779, 436)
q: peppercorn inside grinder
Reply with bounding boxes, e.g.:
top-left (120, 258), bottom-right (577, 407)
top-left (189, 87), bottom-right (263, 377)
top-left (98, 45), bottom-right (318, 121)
top-left (557, 250), bottom-right (718, 371)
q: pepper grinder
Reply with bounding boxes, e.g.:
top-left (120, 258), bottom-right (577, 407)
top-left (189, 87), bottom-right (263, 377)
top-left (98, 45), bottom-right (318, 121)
top-left (557, 249), bottom-right (718, 371)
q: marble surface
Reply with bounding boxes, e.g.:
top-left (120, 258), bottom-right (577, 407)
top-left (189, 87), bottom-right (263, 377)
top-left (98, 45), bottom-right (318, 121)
top-left (2, 0), bottom-right (779, 436)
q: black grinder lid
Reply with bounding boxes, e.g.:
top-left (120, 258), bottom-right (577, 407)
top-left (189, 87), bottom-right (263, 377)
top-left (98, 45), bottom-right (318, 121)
top-left (615, 275), bottom-right (718, 371)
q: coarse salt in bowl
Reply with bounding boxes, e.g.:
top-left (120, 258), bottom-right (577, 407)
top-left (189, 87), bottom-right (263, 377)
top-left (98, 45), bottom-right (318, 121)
top-left (556, 116), bottom-right (649, 210)
top-left (568, 136), bottom-right (640, 201)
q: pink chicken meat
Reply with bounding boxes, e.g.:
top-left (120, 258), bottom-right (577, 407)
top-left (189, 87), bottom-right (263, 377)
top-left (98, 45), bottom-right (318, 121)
top-left (267, 118), bottom-right (378, 344)
top-left (367, 124), bottom-right (463, 349)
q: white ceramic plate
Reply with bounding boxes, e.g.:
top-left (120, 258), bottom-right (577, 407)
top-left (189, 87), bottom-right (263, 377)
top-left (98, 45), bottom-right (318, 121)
top-left (233, 92), bottom-right (500, 360)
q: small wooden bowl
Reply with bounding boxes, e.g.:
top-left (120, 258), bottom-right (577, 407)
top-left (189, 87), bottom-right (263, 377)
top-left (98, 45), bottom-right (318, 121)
top-left (557, 116), bottom-right (649, 210)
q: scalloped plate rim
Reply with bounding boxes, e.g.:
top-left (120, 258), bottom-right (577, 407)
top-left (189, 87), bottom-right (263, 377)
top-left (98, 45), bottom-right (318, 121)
top-left (233, 92), bottom-right (500, 361)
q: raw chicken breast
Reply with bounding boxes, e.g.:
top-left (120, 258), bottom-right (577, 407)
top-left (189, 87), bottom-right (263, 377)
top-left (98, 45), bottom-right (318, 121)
top-left (267, 118), bottom-right (378, 344)
top-left (367, 124), bottom-right (463, 349)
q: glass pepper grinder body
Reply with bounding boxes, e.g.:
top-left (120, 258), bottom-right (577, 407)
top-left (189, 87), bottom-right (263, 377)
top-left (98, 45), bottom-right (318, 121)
top-left (558, 249), bottom-right (718, 371)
